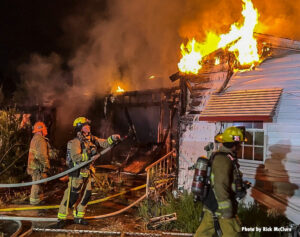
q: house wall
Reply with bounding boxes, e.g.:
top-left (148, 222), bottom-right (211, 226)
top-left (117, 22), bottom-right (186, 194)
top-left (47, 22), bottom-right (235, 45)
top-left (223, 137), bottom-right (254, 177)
top-left (178, 120), bottom-right (218, 190)
top-left (178, 52), bottom-right (300, 223)
top-left (178, 70), bottom-right (228, 190)
top-left (226, 52), bottom-right (300, 223)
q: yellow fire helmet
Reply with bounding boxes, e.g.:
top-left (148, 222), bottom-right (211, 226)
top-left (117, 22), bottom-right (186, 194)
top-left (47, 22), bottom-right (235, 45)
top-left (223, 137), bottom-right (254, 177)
top-left (215, 126), bottom-right (246, 143)
top-left (73, 117), bottom-right (91, 128)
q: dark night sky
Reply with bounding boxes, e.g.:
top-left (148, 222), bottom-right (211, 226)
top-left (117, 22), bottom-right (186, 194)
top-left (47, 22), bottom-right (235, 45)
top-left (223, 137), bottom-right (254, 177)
top-left (0, 0), bottom-right (106, 99)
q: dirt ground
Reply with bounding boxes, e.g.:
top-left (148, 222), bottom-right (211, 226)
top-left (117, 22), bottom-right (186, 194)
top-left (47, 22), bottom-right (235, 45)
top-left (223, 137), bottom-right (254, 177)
top-left (31, 213), bottom-right (148, 237)
top-left (0, 171), bottom-right (154, 236)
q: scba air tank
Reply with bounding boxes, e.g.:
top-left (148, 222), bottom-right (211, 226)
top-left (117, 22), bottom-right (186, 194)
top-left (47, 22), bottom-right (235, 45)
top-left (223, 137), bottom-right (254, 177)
top-left (191, 156), bottom-right (210, 201)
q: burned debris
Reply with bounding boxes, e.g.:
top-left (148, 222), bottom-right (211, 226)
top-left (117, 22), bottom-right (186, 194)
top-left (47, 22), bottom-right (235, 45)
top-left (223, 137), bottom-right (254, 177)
top-left (101, 87), bottom-right (180, 174)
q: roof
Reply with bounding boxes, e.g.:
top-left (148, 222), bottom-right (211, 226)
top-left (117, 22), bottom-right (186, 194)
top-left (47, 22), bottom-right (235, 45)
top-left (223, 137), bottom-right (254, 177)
top-left (199, 88), bottom-right (282, 121)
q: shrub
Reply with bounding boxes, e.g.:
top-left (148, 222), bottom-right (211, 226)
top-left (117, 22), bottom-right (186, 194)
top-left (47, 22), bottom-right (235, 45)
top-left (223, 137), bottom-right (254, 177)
top-left (139, 192), bottom-right (295, 236)
top-left (238, 202), bottom-right (294, 237)
top-left (138, 191), bottom-right (202, 232)
top-left (0, 108), bottom-right (31, 183)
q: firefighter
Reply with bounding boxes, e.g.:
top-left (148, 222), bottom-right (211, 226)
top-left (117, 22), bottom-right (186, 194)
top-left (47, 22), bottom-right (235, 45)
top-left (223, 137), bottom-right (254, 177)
top-left (55, 117), bottom-right (120, 228)
top-left (27, 121), bottom-right (50, 205)
top-left (195, 126), bottom-right (246, 237)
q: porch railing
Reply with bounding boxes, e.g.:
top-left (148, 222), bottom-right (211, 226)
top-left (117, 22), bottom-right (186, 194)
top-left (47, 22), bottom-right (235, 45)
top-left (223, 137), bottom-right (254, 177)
top-left (145, 149), bottom-right (177, 196)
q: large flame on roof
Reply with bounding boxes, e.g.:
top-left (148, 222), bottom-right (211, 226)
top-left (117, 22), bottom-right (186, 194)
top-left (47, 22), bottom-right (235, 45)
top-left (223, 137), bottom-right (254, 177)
top-left (178, 0), bottom-right (260, 74)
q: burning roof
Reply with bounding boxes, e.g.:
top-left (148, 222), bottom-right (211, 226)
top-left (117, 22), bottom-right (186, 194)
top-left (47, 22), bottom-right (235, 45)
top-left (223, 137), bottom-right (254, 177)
top-left (177, 0), bottom-right (263, 74)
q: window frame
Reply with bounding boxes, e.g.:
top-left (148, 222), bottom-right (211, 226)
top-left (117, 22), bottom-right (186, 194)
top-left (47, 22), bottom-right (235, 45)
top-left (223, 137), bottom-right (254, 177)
top-left (223, 122), bottom-right (266, 164)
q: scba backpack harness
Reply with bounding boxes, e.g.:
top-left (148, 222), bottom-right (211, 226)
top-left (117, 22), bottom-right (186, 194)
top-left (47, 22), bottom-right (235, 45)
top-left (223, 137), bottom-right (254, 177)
top-left (66, 136), bottom-right (98, 177)
top-left (191, 152), bottom-right (250, 236)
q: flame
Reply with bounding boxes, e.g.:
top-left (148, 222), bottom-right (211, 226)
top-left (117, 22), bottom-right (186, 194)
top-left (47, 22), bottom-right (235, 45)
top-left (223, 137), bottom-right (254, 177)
top-left (215, 57), bottom-right (220, 65)
top-left (177, 39), bottom-right (202, 74)
top-left (178, 33), bottom-right (220, 74)
top-left (116, 86), bottom-right (125, 93)
top-left (178, 0), bottom-right (260, 74)
top-left (218, 0), bottom-right (259, 66)
top-left (149, 75), bottom-right (156, 79)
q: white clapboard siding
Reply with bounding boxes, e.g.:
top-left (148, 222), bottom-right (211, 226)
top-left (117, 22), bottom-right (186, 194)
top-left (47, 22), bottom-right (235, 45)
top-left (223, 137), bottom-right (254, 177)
top-left (178, 121), bottom-right (217, 190)
top-left (267, 131), bottom-right (300, 139)
top-left (267, 124), bottom-right (300, 133)
top-left (267, 137), bottom-right (300, 146)
top-left (223, 52), bottom-right (300, 223)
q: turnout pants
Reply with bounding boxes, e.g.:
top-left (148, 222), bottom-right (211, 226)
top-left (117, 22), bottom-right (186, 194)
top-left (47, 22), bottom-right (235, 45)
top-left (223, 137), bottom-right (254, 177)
top-left (194, 211), bottom-right (242, 237)
top-left (58, 176), bottom-right (92, 220)
top-left (30, 171), bottom-right (43, 205)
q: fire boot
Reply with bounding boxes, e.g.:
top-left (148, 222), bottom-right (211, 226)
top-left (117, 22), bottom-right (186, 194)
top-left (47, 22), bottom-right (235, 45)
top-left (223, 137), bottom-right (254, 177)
top-left (52, 219), bottom-right (67, 229)
top-left (74, 218), bottom-right (89, 225)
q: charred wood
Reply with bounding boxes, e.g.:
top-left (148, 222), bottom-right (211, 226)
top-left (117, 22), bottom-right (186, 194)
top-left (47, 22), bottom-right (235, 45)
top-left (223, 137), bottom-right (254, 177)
top-left (169, 71), bottom-right (211, 83)
top-left (179, 78), bottom-right (187, 115)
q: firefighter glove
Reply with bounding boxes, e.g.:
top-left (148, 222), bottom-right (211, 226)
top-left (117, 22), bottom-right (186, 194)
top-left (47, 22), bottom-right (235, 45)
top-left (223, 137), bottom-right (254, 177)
top-left (90, 147), bottom-right (97, 156)
top-left (108, 134), bottom-right (121, 145)
top-left (112, 134), bottom-right (121, 141)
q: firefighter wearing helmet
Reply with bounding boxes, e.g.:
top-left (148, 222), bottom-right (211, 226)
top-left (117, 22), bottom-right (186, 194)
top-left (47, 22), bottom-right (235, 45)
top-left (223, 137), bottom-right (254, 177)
top-left (55, 117), bottom-right (120, 228)
top-left (27, 121), bottom-right (50, 205)
top-left (195, 126), bottom-right (246, 237)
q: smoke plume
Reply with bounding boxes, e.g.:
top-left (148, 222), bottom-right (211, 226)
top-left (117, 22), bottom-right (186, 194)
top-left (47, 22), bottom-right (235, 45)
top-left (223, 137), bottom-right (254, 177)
top-left (15, 0), bottom-right (300, 133)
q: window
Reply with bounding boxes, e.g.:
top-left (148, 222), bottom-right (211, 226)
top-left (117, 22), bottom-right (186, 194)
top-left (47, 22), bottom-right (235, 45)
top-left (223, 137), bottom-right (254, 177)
top-left (232, 122), bottom-right (265, 162)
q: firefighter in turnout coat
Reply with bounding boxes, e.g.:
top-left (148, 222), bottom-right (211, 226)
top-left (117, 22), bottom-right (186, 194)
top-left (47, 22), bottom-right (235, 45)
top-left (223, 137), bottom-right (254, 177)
top-left (56, 117), bottom-right (120, 228)
top-left (195, 127), bottom-right (247, 237)
top-left (27, 121), bottom-right (50, 205)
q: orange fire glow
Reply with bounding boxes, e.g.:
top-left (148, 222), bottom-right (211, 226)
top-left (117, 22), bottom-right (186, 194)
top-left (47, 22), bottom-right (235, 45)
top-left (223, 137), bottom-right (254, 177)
top-left (178, 0), bottom-right (261, 74)
top-left (116, 86), bottom-right (125, 93)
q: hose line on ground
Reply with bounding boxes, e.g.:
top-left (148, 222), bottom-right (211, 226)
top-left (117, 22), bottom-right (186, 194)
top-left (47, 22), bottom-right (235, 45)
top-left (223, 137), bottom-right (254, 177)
top-left (0, 193), bottom-right (146, 222)
top-left (0, 184), bottom-right (146, 212)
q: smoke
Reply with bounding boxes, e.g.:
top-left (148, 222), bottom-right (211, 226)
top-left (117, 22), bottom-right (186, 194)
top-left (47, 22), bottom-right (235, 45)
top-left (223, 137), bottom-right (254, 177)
top-left (15, 0), bottom-right (300, 132)
top-left (69, 0), bottom-right (186, 94)
top-left (253, 0), bottom-right (300, 40)
top-left (16, 53), bottom-right (69, 108)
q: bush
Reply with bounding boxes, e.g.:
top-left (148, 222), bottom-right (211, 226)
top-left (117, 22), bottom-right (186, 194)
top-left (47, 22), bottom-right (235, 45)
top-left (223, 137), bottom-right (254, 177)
top-left (138, 191), bottom-right (202, 232)
top-left (238, 202), bottom-right (294, 237)
top-left (0, 108), bottom-right (31, 183)
top-left (139, 192), bottom-right (295, 236)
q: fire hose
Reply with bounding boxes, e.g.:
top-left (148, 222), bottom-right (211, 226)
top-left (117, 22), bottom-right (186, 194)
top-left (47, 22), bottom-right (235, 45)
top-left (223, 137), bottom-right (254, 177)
top-left (0, 178), bottom-right (173, 220)
top-left (0, 151), bottom-right (103, 188)
top-left (0, 136), bottom-right (130, 188)
top-left (0, 184), bottom-right (146, 212)
top-left (0, 193), bottom-right (147, 222)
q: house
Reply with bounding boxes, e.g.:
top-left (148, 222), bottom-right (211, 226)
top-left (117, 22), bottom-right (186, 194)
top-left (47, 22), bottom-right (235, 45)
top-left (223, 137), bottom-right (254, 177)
top-left (174, 34), bottom-right (300, 224)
